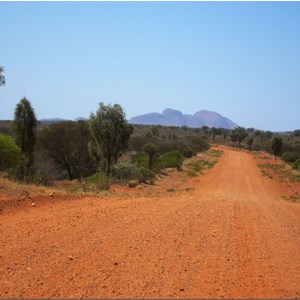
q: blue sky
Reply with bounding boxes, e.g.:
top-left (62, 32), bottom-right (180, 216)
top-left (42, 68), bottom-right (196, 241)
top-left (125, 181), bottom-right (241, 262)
top-left (0, 2), bottom-right (299, 131)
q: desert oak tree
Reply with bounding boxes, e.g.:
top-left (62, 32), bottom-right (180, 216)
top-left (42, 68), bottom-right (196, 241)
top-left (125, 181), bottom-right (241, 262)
top-left (89, 103), bottom-right (133, 176)
top-left (13, 98), bottom-right (37, 168)
top-left (270, 136), bottom-right (282, 160)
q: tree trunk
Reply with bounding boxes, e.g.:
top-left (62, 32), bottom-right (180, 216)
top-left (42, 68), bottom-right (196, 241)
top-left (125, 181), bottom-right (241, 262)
top-left (66, 164), bottom-right (73, 180)
top-left (21, 120), bottom-right (26, 153)
top-left (149, 155), bottom-right (153, 170)
top-left (106, 154), bottom-right (111, 176)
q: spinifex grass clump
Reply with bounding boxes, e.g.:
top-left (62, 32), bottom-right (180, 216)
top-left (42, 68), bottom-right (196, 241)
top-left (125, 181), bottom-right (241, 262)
top-left (209, 149), bottom-right (224, 158)
top-left (87, 172), bottom-right (110, 191)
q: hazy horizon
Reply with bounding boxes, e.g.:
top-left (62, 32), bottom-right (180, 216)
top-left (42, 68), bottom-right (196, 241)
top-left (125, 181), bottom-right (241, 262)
top-left (1, 2), bottom-right (299, 131)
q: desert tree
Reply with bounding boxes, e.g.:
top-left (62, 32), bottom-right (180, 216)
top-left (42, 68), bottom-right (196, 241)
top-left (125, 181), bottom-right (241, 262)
top-left (265, 131), bottom-right (273, 142)
top-left (37, 120), bottom-right (97, 180)
top-left (211, 127), bottom-right (222, 142)
top-left (0, 66), bottom-right (5, 86)
top-left (246, 137), bottom-right (254, 151)
top-left (89, 103), bottom-right (133, 176)
top-left (13, 98), bottom-right (37, 171)
top-left (142, 143), bottom-right (159, 170)
top-left (270, 136), bottom-right (282, 160)
top-left (230, 126), bottom-right (248, 148)
top-left (151, 126), bottom-right (160, 138)
top-left (247, 128), bottom-right (255, 134)
top-left (254, 130), bottom-right (261, 144)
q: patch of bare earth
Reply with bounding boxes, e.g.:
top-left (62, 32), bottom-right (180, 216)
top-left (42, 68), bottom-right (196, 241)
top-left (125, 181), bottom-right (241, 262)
top-left (0, 147), bottom-right (299, 298)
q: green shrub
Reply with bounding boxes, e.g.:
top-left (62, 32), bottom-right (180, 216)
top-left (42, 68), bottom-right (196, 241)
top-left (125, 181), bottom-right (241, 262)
top-left (0, 134), bottom-right (25, 171)
top-left (182, 147), bottom-right (195, 158)
top-left (87, 172), bottom-right (110, 191)
top-left (253, 144), bottom-right (261, 151)
top-left (282, 151), bottom-right (300, 163)
top-left (112, 163), bottom-right (135, 180)
top-left (112, 162), bottom-right (155, 185)
top-left (131, 152), bottom-right (148, 168)
top-left (132, 167), bottom-right (155, 184)
top-left (159, 150), bottom-right (183, 170)
top-left (183, 136), bottom-right (210, 152)
top-left (292, 159), bottom-right (300, 171)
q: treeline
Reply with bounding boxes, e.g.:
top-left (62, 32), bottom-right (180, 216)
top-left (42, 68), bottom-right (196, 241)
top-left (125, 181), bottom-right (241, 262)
top-left (1, 98), bottom-right (299, 187)
top-left (0, 99), bottom-right (210, 187)
top-left (228, 126), bottom-right (300, 169)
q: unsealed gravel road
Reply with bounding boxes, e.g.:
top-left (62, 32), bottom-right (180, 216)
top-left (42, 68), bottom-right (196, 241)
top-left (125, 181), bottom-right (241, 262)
top-left (0, 147), bottom-right (299, 298)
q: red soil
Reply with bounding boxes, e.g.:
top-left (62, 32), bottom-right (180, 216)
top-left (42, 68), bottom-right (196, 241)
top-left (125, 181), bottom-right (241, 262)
top-left (0, 147), bottom-right (299, 298)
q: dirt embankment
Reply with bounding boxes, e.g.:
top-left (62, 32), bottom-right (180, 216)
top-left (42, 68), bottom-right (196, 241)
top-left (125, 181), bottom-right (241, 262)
top-left (0, 147), bottom-right (299, 298)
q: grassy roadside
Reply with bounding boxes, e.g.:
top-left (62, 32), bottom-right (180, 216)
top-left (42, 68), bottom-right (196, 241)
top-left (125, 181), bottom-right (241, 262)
top-left (253, 152), bottom-right (300, 202)
top-left (183, 149), bottom-right (224, 178)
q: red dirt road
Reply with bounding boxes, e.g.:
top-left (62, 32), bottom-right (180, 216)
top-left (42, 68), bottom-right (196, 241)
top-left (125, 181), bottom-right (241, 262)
top-left (0, 148), bottom-right (299, 298)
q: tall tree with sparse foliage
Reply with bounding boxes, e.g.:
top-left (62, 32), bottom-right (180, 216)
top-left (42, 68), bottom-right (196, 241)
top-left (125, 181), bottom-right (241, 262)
top-left (89, 103), bottom-right (133, 176)
top-left (13, 98), bottom-right (37, 168)
top-left (270, 136), bottom-right (282, 160)
top-left (0, 66), bottom-right (5, 86)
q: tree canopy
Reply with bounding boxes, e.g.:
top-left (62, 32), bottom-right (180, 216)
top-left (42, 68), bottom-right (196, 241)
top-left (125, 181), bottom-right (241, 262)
top-left (0, 66), bottom-right (5, 86)
top-left (230, 126), bottom-right (248, 147)
top-left (89, 103), bottom-right (133, 176)
top-left (38, 120), bottom-right (97, 180)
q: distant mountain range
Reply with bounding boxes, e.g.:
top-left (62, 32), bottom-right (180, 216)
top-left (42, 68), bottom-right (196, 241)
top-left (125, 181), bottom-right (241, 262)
top-left (38, 109), bottom-right (238, 130)
top-left (129, 108), bottom-right (238, 129)
top-left (39, 117), bottom-right (88, 124)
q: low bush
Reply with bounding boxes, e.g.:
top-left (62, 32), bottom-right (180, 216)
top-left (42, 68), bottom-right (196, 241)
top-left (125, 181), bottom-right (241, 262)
top-left (131, 152), bottom-right (148, 169)
top-left (182, 147), bottom-right (195, 158)
top-left (112, 163), bottom-right (135, 180)
top-left (132, 167), bottom-right (155, 184)
top-left (0, 134), bottom-right (25, 171)
top-left (112, 163), bottom-right (155, 185)
top-left (159, 150), bottom-right (183, 170)
top-left (292, 159), bottom-right (300, 171)
top-left (282, 151), bottom-right (300, 163)
top-left (87, 172), bottom-right (110, 191)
